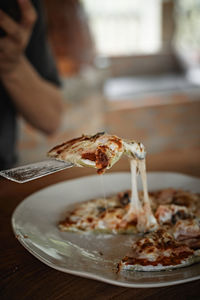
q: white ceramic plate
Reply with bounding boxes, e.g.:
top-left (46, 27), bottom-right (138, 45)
top-left (12, 172), bottom-right (200, 288)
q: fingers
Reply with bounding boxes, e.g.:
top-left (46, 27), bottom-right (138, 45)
top-left (0, 0), bottom-right (37, 39)
top-left (18, 0), bottom-right (37, 28)
top-left (0, 38), bottom-right (20, 74)
top-left (0, 38), bottom-right (21, 65)
top-left (0, 10), bottom-right (22, 41)
top-left (0, 0), bottom-right (37, 75)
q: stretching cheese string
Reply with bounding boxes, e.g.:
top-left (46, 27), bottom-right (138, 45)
top-left (130, 159), bottom-right (141, 213)
top-left (129, 158), bottom-right (158, 232)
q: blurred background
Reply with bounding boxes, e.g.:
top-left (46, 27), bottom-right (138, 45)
top-left (18, 0), bottom-right (200, 174)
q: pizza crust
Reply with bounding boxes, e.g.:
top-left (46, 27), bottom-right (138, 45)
top-left (119, 252), bottom-right (200, 272)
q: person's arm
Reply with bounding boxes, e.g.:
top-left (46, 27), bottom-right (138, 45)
top-left (0, 0), bottom-right (63, 135)
top-left (1, 55), bottom-right (63, 135)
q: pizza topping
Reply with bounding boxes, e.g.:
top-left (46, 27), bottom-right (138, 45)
top-left (155, 204), bottom-right (190, 225)
top-left (155, 188), bottom-right (176, 205)
top-left (96, 146), bottom-right (110, 174)
top-left (173, 218), bottom-right (200, 241)
top-left (97, 206), bottom-right (106, 214)
top-left (173, 190), bottom-right (196, 207)
top-left (81, 152), bottom-right (96, 161)
top-left (81, 146), bottom-right (110, 174)
top-left (119, 192), bottom-right (131, 206)
top-left (172, 191), bottom-right (200, 216)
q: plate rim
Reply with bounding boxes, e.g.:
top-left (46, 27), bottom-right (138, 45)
top-left (11, 171), bottom-right (200, 288)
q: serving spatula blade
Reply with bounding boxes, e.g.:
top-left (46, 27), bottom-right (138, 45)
top-left (0, 159), bottom-right (74, 183)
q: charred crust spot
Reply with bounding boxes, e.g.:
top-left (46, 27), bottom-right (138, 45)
top-left (48, 141), bottom-right (69, 153)
top-left (91, 132), bottom-right (105, 140)
top-left (48, 135), bottom-right (88, 154)
top-left (140, 242), bottom-right (153, 250)
top-left (146, 247), bottom-right (154, 253)
top-left (156, 229), bottom-right (165, 237)
top-left (56, 149), bottom-right (62, 154)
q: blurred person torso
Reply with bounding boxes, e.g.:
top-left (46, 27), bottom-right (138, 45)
top-left (0, 0), bottom-right (60, 170)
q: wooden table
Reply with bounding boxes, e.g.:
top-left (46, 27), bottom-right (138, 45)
top-left (1, 153), bottom-right (200, 300)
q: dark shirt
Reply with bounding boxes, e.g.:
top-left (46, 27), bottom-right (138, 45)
top-left (0, 0), bottom-right (60, 170)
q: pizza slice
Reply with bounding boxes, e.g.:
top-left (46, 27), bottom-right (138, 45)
top-left (118, 229), bottom-right (200, 272)
top-left (48, 132), bottom-right (145, 174)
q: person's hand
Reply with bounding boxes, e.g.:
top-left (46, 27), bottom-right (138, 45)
top-left (0, 0), bottom-right (37, 76)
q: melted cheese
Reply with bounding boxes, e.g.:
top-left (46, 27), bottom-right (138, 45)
top-left (137, 160), bottom-right (158, 231)
top-left (123, 158), bottom-right (157, 232)
top-left (130, 159), bottom-right (141, 213)
top-left (123, 140), bottom-right (145, 160)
